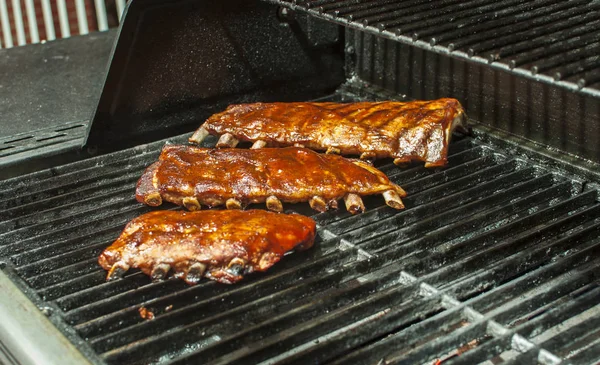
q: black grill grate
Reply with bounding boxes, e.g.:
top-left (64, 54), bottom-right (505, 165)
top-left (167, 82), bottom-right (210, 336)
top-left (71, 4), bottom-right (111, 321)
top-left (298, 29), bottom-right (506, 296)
top-left (1, 93), bottom-right (600, 364)
top-left (268, 0), bottom-right (600, 97)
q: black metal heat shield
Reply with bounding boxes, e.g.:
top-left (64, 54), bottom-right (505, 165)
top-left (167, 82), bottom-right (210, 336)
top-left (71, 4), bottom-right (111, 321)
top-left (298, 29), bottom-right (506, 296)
top-left (85, 0), bottom-right (345, 152)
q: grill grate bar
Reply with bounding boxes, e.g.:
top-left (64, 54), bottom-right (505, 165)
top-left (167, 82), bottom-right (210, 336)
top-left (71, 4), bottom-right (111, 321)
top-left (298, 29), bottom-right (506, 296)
top-left (71, 246), bottom-right (356, 333)
top-left (448, 2), bottom-right (596, 52)
top-left (357, 176), bottom-right (567, 252)
top-left (270, 0), bottom-right (600, 96)
top-left (330, 163), bottom-right (531, 236)
top-left (98, 254), bottom-right (407, 363)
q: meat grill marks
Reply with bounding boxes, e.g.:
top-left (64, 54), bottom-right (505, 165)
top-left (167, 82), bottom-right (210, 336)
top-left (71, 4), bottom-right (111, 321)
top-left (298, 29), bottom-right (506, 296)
top-left (99, 210), bottom-right (316, 284)
top-left (190, 99), bottom-right (467, 167)
top-left (136, 145), bottom-right (406, 214)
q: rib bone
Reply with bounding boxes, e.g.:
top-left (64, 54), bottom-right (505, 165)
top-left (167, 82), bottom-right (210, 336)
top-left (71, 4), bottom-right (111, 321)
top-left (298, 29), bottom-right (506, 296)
top-left (360, 152), bottom-right (376, 160)
top-left (344, 193), bottom-right (365, 214)
top-left (266, 195), bottom-right (283, 212)
top-left (189, 126), bottom-right (209, 144)
top-left (326, 147), bottom-right (341, 154)
top-left (251, 140), bottom-right (267, 149)
top-left (185, 262), bottom-right (207, 284)
top-left (144, 192), bottom-right (162, 206)
top-left (107, 261), bottom-right (129, 281)
top-left (383, 190), bottom-right (405, 209)
top-left (226, 198), bottom-right (243, 210)
top-left (216, 133), bottom-right (239, 148)
top-left (309, 196), bottom-right (328, 212)
top-left (183, 197), bottom-right (201, 211)
top-left (151, 263), bottom-right (171, 281)
top-left (228, 258), bottom-right (246, 275)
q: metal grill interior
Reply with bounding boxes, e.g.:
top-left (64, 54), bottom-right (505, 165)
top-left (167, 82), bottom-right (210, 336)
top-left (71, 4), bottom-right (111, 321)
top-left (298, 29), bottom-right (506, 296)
top-left (272, 0), bottom-right (600, 96)
top-left (1, 86), bottom-right (600, 365)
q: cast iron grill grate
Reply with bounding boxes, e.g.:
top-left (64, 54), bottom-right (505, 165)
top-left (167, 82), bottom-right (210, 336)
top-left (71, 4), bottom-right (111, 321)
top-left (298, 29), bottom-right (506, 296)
top-left (269, 0), bottom-right (600, 97)
top-left (1, 93), bottom-right (599, 365)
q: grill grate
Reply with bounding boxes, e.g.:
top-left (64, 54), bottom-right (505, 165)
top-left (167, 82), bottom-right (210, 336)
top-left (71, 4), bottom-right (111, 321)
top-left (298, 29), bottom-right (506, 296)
top-left (268, 0), bottom-right (600, 97)
top-left (1, 91), bottom-right (600, 364)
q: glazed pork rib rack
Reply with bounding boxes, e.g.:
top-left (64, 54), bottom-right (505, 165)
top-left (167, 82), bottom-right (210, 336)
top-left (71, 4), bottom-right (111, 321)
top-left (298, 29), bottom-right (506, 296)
top-left (1, 1), bottom-right (600, 365)
top-left (191, 99), bottom-right (467, 167)
top-left (136, 145), bottom-right (405, 213)
top-left (99, 210), bottom-right (316, 284)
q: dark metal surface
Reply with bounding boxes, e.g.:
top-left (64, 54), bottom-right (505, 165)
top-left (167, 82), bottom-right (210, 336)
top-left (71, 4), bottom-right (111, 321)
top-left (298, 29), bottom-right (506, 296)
top-left (85, 0), bottom-right (345, 153)
top-left (1, 88), bottom-right (599, 364)
top-left (0, 30), bottom-right (115, 138)
top-left (0, 30), bottom-right (117, 180)
top-left (268, 0), bottom-right (600, 98)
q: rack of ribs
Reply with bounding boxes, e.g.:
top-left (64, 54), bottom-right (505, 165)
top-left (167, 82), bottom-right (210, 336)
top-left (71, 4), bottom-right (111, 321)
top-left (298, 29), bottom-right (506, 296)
top-left (190, 99), bottom-right (467, 167)
top-left (136, 145), bottom-right (406, 214)
top-left (99, 210), bottom-right (316, 284)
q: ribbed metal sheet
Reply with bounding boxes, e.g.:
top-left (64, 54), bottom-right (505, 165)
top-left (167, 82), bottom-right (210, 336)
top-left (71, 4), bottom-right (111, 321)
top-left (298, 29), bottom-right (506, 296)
top-left (269, 0), bottom-right (600, 98)
top-left (0, 93), bottom-right (599, 364)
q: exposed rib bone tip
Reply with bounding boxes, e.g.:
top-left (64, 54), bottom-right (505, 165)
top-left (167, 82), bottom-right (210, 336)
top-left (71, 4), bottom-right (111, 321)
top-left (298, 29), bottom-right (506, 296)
top-left (393, 158), bottom-right (409, 166)
top-left (183, 197), bottom-right (201, 211)
top-left (185, 262), bottom-right (207, 284)
top-left (344, 193), bottom-right (365, 215)
top-left (328, 199), bottom-right (339, 210)
top-left (360, 152), bottom-right (376, 160)
top-left (189, 126), bottom-right (209, 144)
top-left (251, 140), bottom-right (267, 149)
top-left (266, 195), bottom-right (283, 212)
top-left (326, 147), bottom-right (341, 154)
top-left (216, 133), bottom-right (239, 148)
top-left (383, 190), bottom-right (404, 210)
top-left (151, 263), bottom-right (171, 281)
top-left (107, 262), bottom-right (129, 281)
top-left (309, 196), bottom-right (328, 212)
top-left (226, 198), bottom-right (243, 210)
top-left (144, 192), bottom-right (162, 206)
top-left (227, 258), bottom-right (246, 275)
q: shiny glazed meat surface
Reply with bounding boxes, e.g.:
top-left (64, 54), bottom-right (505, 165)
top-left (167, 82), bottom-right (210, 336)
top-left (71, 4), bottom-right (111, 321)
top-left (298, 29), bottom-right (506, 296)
top-left (136, 146), bottom-right (406, 213)
top-left (98, 210), bottom-right (316, 284)
top-left (195, 99), bottom-right (466, 167)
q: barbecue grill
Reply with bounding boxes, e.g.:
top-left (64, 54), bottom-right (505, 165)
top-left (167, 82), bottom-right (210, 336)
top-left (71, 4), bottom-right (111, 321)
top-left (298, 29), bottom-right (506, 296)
top-left (1, 1), bottom-right (600, 364)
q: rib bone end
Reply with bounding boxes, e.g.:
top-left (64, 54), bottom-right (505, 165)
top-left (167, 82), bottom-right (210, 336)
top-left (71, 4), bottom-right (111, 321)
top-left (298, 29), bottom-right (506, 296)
top-left (151, 263), bottom-right (171, 281)
top-left (185, 262), bottom-right (207, 284)
top-left (309, 196), bottom-right (328, 212)
top-left (144, 192), bottom-right (162, 206)
top-left (189, 126), bottom-right (210, 144)
top-left (226, 198), bottom-right (243, 210)
top-left (383, 190), bottom-right (405, 210)
top-left (183, 197), bottom-right (201, 211)
top-left (216, 133), bottom-right (239, 148)
top-left (266, 195), bottom-right (283, 212)
top-left (251, 140), bottom-right (267, 149)
top-left (344, 193), bottom-right (365, 215)
top-left (326, 147), bottom-right (341, 155)
top-left (107, 262), bottom-right (130, 281)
